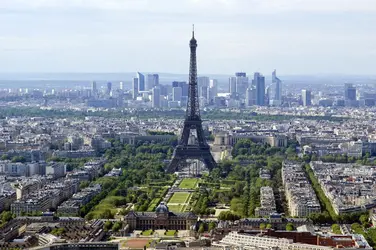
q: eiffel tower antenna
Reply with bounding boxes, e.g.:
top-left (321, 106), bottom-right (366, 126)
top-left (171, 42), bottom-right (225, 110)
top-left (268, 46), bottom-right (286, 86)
top-left (167, 27), bottom-right (217, 174)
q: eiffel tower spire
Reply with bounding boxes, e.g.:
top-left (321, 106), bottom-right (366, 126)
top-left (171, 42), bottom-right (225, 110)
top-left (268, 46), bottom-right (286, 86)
top-left (167, 27), bottom-right (217, 174)
top-left (186, 24), bottom-right (200, 121)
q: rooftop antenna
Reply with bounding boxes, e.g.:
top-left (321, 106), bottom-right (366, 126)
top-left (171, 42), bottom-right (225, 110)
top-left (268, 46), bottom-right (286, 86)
top-left (192, 24), bottom-right (195, 38)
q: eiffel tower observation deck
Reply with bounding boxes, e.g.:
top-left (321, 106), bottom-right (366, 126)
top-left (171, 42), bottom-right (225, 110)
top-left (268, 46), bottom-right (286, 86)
top-left (167, 26), bottom-right (217, 173)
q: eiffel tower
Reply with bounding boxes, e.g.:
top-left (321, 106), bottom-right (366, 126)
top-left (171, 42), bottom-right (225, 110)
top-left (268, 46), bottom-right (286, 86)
top-left (167, 26), bottom-right (217, 173)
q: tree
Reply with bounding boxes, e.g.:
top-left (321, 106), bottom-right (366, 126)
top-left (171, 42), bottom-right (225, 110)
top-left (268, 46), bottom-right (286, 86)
top-left (266, 224), bottom-right (272, 229)
top-left (198, 223), bottom-right (205, 233)
top-left (1, 154), bottom-right (9, 160)
top-left (101, 209), bottom-right (114, 219)
top-left (351, 223), bottom-right (363, 234)
top-left (1, 211), bottom-right (13, 222)
top-left (50, 227), bottom-right (65, 236)
top-left (104, 221), bottom-right (113, 231)
top-left (360, 214), bottom-right (369, 225)
top-left (79, 181), bottom-right (90, 190)
top-left (208, 221), bottom-right (216, 231)
top-left (331, 224), bottom-right (341, 234)
top-left (286, 223), bottom-right (294, 231)
top-left (112, 222), bottom-right (122, 232)
top-left (11, 156), bottom-right (26, 163)
top-left (119, 208), bottom-right (129, 216)
top-left (260, 223), bottom-right (266, 230)
top-left (218, 211), bottom-right (241, 221)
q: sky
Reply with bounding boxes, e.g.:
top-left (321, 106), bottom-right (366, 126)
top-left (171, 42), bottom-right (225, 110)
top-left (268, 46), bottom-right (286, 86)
top-left (0, 0), bottom-right (375, 75)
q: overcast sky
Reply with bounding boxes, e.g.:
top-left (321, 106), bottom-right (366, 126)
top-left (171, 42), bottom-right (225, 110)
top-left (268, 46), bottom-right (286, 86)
top-left (0, 0), bottom-right (375, 75)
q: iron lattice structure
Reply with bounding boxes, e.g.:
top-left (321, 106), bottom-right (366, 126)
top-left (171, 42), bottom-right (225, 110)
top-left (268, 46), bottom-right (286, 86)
top-left (167, 29), bottom-right (217, 173)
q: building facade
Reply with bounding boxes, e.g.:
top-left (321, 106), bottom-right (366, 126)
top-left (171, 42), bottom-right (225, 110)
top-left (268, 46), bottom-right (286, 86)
top-left (302, 89), bottom-right (312, 106)
top-left (124, 203), bottom-right (197, 231)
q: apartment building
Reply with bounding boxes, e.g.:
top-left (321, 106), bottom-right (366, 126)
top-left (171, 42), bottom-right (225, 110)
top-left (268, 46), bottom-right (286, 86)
top-left (255, 187), bottom-right (277, 217)
top-left (282, 162), bottom-right (321, 217)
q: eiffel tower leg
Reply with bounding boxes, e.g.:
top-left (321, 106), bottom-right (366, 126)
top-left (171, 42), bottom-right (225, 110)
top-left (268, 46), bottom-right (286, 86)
top-left (202, 155), bottom-right (216, 170)
top-left (193, 123), bottom-right (206, 146)
top-left (168, 156), bottom-right (182, 173)
top-left (180, 123), bottom-right (191, 145)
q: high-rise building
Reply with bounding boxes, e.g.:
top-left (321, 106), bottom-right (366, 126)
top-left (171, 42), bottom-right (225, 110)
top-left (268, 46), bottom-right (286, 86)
top-left (159, 85), bottom-right (168, 96)
top-left (253, 73), bottom-right (265, 106)
top-left (245, 87), bottom-right (256, 107)
top-left (302, 89), bottom-right (312, 106)
top-left (265, 86), bottom-right (271, 105)
top-left (91, 81), bottom-right (97, 94)
top-left (137, 72), bottom-right (145, 91)
top-left (172, 87), bottom-right (182, 103)
top-left (344, 83), bottom-right (356, 101)
top-left (208, 79), bottom-right (218, 104)
top-left (272, 70), bottom-right (282, 105)
top-left (209, 79), bottom-right (217, 91)
top-left (152, 86), bottom-right (161, 108)
top-left (119, 82), bottom-right (124, 90)
top-left (147, 74), bottom-right (159, 90)
top-left (229, 77), bottom-right (237, 97)
top-left (132, 78), bottom-right (139, 100)
top-left (198, 76), bottom-right (210, 86)
top-left (246, 88), bottom-right (252, 107)
top-left (106, 82), bottom-right (112, 95)
top-left (235, 72), bottom-right (248, 98)
top-left (198, 76), bottom-right (210, 99)
top-left (172, 81), bottom-right (189, 97)
top-left (235, 72), bottom-right (246, 77)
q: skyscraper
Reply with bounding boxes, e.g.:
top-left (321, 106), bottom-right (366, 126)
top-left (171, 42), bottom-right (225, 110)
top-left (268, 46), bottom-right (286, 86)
top-left (265, 86), bottom-right (271, 105)
top-left (172, 87), bottom-right (182, 103)
top-left (272, 70), bottom-right (282, 105)
top-left (132, 78), bottom-right (139, 100)
top-left (302, 89), bottom-right (312, 106)
top-left (172, 81), bottom-right (189, 97)
top-left (106, 82), bottom-right (112, 95)
top-left (152, 86), bottom-right (161, 108)
top-left (246, 88), bottom-right (253, 107)
top-left (147, 74), bottom-right (159, 90)
top-left (137, 72), bottom-right (145, 91)
top-left (229, 77), bottom-right (237, 97)
top-left (344, 83), bottom-right (356, 101)
top-left (253, 73), bottom-right (265, 106)
top-left (197, 76), bottom-right (209, 101)
top-left (234, 72), bottom-right (248, 99)
top-left (235, 72), bottom-right (246, 77)
top-left (91, 81), bottom-right (97, 94)
top-left (208, 79), bottom-right (218, 104)
top-left (119, 82), bottom-right (124, 90)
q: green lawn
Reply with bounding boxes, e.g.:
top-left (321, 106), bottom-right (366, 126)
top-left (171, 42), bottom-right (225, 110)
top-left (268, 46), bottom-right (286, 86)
top-left (165, 230), bottom-right (177, 236)
top-left (168, 192), bottom-right (190, 204)
top-left (141, 229), bottom-right (154, 236)
top-left (87, 195), bottom-right (126, 218)
top-left (179, 178), bottom-right (199, 189)
top-left (167, 204), bottom-right (185, 212)
top-left (147, 198), bottom-right (162, 212)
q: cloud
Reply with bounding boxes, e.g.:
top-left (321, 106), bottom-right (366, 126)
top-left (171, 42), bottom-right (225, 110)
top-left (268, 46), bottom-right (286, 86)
top-left (0, 0), bottom-right (375, 74)
top-left (250, 0), bottom-right (376, 12)
top-left (0, 0), bottom-right (147, 10)
top-left (1, 0), bottom-right (376, 13)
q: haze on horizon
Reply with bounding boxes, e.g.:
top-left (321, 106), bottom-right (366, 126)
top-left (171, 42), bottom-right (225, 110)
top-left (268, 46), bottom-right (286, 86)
top-left (0, 0), bottom-right (375, 75)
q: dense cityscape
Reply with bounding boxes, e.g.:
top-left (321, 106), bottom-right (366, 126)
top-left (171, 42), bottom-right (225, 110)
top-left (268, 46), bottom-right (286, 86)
top-left (0, 34), bottom-right (375, 249)
top-left (0, 1), bottom-right (375, 249)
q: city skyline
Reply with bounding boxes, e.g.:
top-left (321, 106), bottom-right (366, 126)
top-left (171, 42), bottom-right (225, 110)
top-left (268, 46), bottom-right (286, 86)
top-left (0, 0), bottom-right (375, 75)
